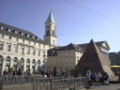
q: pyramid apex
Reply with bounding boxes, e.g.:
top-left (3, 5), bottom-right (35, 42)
top-left (90, 39), bottom-right (94, 42)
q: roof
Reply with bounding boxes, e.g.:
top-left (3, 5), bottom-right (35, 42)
top-left (48, 41), bottom-right (110, 56)
top-left (46, 11), bottom-right (56, 23)
top-left (0, 22), bottom-right (46, 44)
top-left (78, 41), bottom-right (110, 50)
top-left (57, 43), bottom-right (83, 51)
top-left (48, 43), bottom-right (84, 56)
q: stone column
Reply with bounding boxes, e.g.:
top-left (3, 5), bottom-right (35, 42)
top-left (23, 59), bottom-right (26, 72)
top-left (35, 61), bottom-right (38, 71)
top-left (10, 57), bottom-right (13, 69)
top-left (1, 57), bottom-right (5, 74)
top-left (30, 60), bottom-right (33, 74)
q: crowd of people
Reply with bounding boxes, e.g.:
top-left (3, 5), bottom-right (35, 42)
top-left (2, 67), bottom-right (71, 78)
top-left (86, 69), bottom-right (109, 87)
top-left (2, 67), bottom-right (110, 86)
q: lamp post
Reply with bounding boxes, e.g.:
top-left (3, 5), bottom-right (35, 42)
top-left (0, 57), bottom-right (3, 89)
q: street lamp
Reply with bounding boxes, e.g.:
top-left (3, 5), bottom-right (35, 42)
top-left (0, 57), bottom-right (3, 89)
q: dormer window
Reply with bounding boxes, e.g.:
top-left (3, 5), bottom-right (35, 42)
top-left (19, 32), bottom-right (24, 36)
top-left (37, 37), bottom-right (39, 40)
top-left (32, 36), bottom-right (35, 39)
top-left (26, 34), bottom-right (30, 37)
top-left (0, 26), bottom-right (4, 30)
top-left (8, 28), bottom-right (11, 32)
top-left (5, 28), bottom-right (10, 32)
top-left (13, 30), bottom-right (18, 34)
top-left (15, 30), bottom-right (18, 34)
top-left (21, 32), bottom-right (24, 36)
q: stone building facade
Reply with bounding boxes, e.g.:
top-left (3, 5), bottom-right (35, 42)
top-left (0, 23), bottom-right (50, 74)
top-left (48, 43), bottom-right (83, 71)
top-left (48, 41), bottom-right (110, 72)
top-left (0, 11), bottom-right (57, 74)
top-left (109, 52), bottom-right (120, 65)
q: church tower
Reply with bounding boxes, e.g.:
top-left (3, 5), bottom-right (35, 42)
top-left (44, 11), bottom-right (57, 47)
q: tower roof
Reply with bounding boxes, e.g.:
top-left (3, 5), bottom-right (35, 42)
top-left (46, 11), bottom-right (56, 23)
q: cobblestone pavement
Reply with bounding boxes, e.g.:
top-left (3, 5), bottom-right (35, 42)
top-left (80, 84), bottom-right (120, 90)
top-left (2, 84), bottom-right (32, 90)
top-left (2, 83), bottom-right (120, 90)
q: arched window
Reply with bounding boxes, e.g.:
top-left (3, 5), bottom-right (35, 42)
top-left (27, 59), bottom-right (30, 64)
top-left (20, 58), bottom-right (24, 71)
top-left (32, 59), bottom-right (36, 73)
top-left (13, 57), bottom-right (18, 62)
top-left (26, 59), bottom-right (30, 70)
top-left (6, 56), bottom-right (11, 71)
top-left (13, 57), bottom-right (18, 71)
top-left (6, 56), bottom-right (11, 62)
top-left (0, 41), bottom-right (4, 51)
top-left (32, 59), bottom-right (36, 65)
top-left (20, 58), bottom-right (24, 65)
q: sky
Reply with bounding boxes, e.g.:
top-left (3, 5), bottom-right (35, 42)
top-left (0, 0), bottom-right (120, 52)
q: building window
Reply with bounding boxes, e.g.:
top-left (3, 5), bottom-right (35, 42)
top-left (33, 49), bottom-right (36, 55)
top-left (53, 40), bottom-right (55, 45)
top-left (47, 26), bottom-right (50, 29)
top-left (7, 44), bottom-right (11, 52)
top-left (43, 50), bottom-right (46, 57)
top-left (27, 48), bottom-right (30, 55)
top-left (9, 36), bottom-right (11, 40)
top-left (21, 47), bottom-right (25, 55)
top-left (0, 42), bottom-right (4, 51)
top-left (27, 59), bottom-right (30, 64)
top-left (38, 50), bottom-right (41, 56)
top-left (52, 30), bottom-right (55, 36)
top-left (37, 60), bottom-right (41, 65)
top-left (15, 45), bottom-right (18, 53)
top-left (0, 26), bottom-right (4, 30)
top-left (13, 57), bottom-right (18, 71)
top-left (0, 34), bottom-right (3, 38)
top-left (26, 59), bottom-right (30, 70)
top-left (47, 30), bottom-right (50, 36)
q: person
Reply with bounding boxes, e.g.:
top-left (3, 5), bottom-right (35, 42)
top-left (103, 72), bottom-right (109, 85)
top-left (17, 69), bottom-right (22, 75)
top-left (53, 67), bottom-right (57, 77)
top-left (86, 69), bottom-right (92, 88)
top-left (90, 72), bottom-right (97, 85)
top-left (3, 70), bottom-right (7, 75)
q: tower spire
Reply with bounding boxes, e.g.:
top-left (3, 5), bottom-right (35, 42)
top-left (44, 10), bottom-right (57, 47)
top-left (46, 10), bottom-right (56, 23)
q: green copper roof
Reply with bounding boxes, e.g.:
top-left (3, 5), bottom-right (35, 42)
top-left (46, 11), bottom-right (56, 23)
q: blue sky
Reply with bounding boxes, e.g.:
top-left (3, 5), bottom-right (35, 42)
top-left (0, 0), bottom-right (120, 52)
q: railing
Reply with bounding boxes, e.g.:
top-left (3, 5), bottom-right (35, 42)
top-left (32, 77), bottom-right (87, 90)
top-left (2, 75), bottom-right (43, 86)
top-left (0, 76), bottom-right (88, 90)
